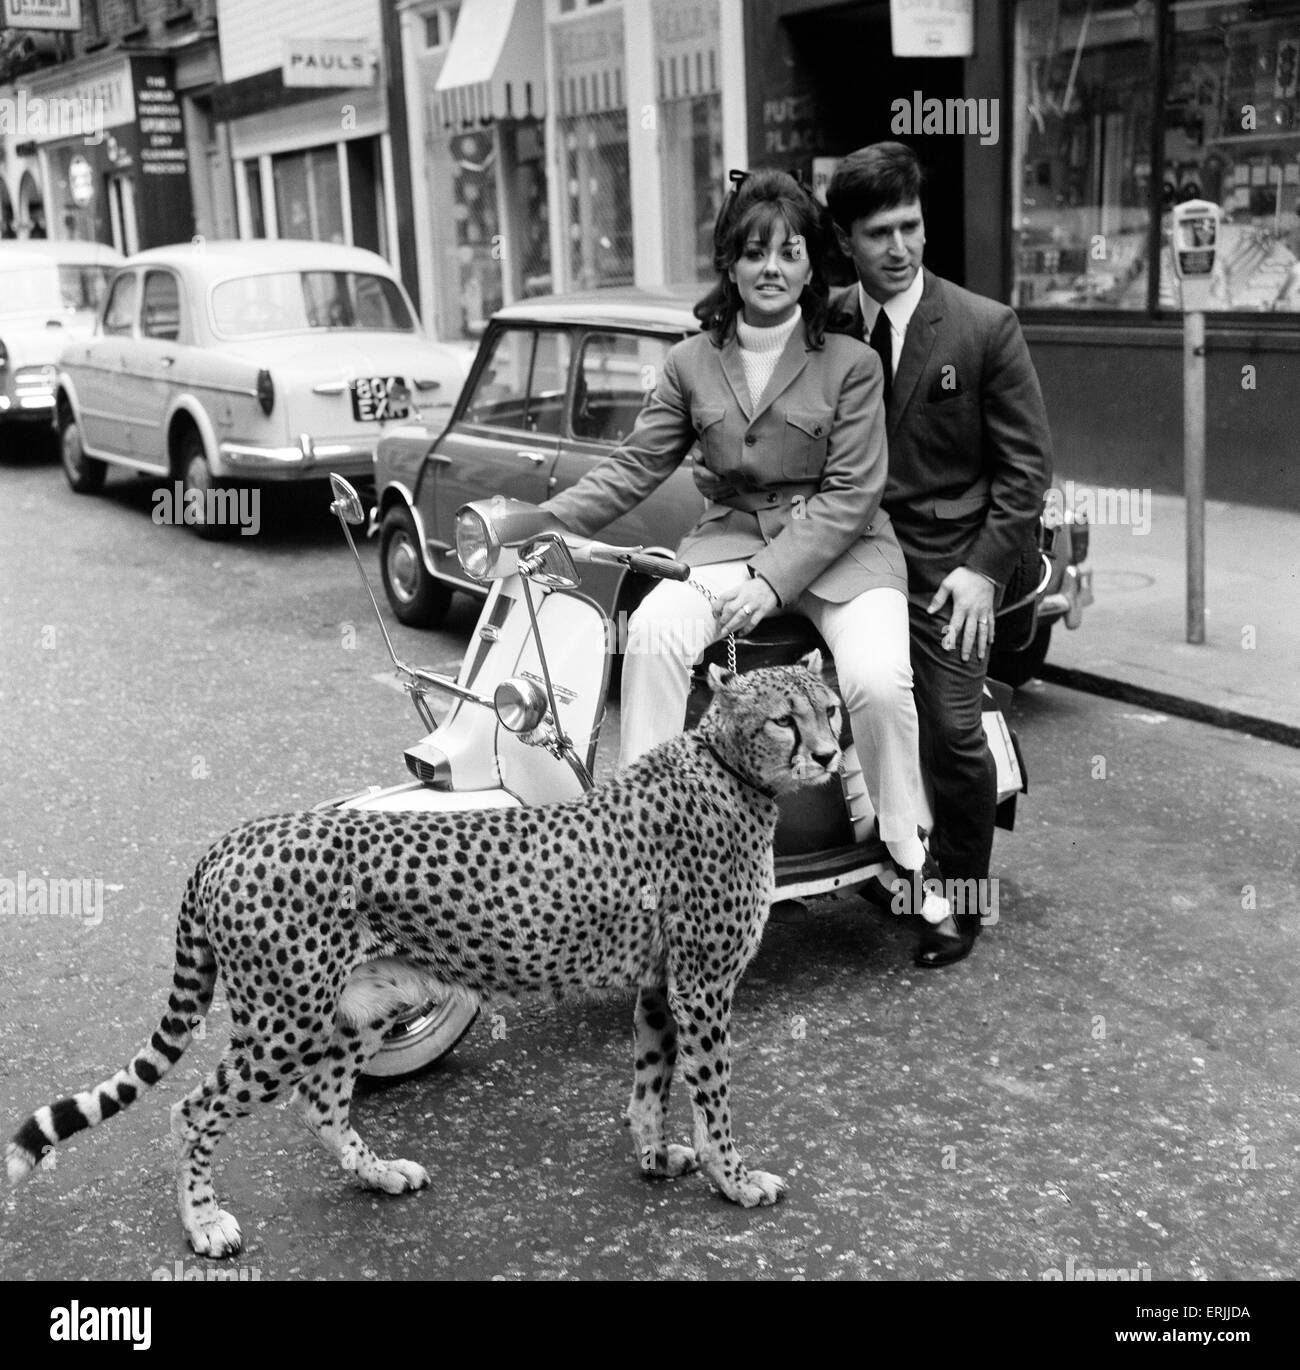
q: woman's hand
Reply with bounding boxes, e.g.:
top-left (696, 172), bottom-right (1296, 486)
top-left (714, 574), bottom-right (780, 637)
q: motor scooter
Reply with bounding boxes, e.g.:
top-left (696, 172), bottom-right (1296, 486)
top-left (319, 475), bottom-right (1028, 1080)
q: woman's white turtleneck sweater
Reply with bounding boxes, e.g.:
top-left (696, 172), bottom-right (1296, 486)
top-left (735, 310), bottom-right (801, 406)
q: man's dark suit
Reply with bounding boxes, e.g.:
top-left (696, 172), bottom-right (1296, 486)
top-left (827, 269), bottom-right (1053, 885)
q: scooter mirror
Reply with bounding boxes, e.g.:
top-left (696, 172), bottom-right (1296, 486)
top-left (518, 534), bottom-right (581, 590)
top-left (328, 474), bottom-right (366, 526)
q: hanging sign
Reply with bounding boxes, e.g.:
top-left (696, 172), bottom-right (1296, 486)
top-left (889, 0), bottom-right (975, 59)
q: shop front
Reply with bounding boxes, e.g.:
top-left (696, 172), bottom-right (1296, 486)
top-left (401, 0), bottom-right (552, 341)
top-left (213, 1), bottom-right (400, 280)
top-left (24, 52), bottom-right (195, 252)
top-left (741, 0), bottom-right (1299, 509)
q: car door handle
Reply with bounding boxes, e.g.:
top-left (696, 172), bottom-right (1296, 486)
top-left (515, 450), bottom-right (547, 466)
top-left (159, 357), bottom-right (175, 369)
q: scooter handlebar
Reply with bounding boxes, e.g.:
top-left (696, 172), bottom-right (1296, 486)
top-left (565, 536), bottom-right (691, 582)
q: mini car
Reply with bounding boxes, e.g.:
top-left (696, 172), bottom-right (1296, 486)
top-left (374, 287), bottom-right (1089, 685)
top-left (54, 240), bottom-right (470, 536)
top-left (0, 240), bottom-right (121, 438)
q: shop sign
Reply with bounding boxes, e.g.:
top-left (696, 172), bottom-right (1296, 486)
top-left (68, 153), bottom-right (93, 205)
top-left (21, 62), bottom-right (135, 142)
top-left (2, 0), bottom-right (81, 31)
top-left (282, 38), bottom-right (376, 89)
top-left (889, 0), bottom-right (974, 59)
top-left (553, 7), bottom-right (624, 85)
top-left (137, 70), bottom-right (187, 179)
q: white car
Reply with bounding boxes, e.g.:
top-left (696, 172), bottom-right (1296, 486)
top-left (55, 240), bottom-right (469, 535)
top-left (0, 241), bottom-right (122, 435)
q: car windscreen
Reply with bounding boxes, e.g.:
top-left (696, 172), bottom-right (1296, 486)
top-left (210, 271), bottom-right (416, 337)
top-left (0, 265), bottom-right (113, 314)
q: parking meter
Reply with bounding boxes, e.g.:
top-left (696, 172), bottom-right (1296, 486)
top-left (1169, 199), bottom-right (1220, 644)
top-left (1170, 199), bottom-right (1221, 310)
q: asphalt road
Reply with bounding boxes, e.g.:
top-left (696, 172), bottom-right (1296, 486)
top-left (1, 446), bottom-right (1297, 1282)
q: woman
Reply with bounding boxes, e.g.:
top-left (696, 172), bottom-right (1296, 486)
top-left (542, 170), bottom-right (933, 876)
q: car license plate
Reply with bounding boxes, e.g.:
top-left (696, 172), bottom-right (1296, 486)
top-left (351, 376), bottom-right (410, 423)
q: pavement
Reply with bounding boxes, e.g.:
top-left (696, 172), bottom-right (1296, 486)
top-left (1039, 488), bottom-right (1300, 746)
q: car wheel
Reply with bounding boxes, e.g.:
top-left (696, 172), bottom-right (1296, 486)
top-left (59, 404), bottom-right (106, 494)
top-left (360, 996), bottom-right (479, 1083)
top-left (988, 621), bottom-right (1053, 689)
top-left (179, 432), bottom-right (234, 542)
top-left (380, 505), bottom-right (451, 627)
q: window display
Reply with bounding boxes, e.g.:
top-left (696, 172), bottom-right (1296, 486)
top-left (1014, 0), bottom-right (1300, 312)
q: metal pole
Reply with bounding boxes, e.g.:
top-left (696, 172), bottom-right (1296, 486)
top-left (1184, 310), bottom-right (1206, 644)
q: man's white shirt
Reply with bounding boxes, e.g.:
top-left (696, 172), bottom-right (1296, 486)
top-left (858, 269), bottom-right (925, 380)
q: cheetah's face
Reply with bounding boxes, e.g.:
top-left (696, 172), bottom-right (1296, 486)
top-left (706, 651), bottom-right (844, 795)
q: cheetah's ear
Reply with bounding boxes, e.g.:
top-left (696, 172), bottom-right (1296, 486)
top-left (798, 649), bottom-right (824, 676)
top-left (706, 663), bottom-right (737, 693)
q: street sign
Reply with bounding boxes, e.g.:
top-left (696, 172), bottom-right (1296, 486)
top-left (2, 0), bottom-right (81, 32)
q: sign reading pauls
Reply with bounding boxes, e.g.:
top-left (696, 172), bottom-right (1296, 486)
top-left (2, 0), bottom-right (82, 32)
top-left (281, 38), bottom-right (377, 90)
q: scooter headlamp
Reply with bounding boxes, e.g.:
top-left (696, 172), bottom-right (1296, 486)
top-left (494, 677), bottom-right (548, 734)
top-left (456, 508), bottom-right (493, 580)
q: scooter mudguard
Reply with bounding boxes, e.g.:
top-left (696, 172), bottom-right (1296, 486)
top-left (403, 577), bottom-right (611, 807)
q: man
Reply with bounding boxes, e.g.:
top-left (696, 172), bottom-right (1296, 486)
top-left (824, 141), bottom-right (1052, 968)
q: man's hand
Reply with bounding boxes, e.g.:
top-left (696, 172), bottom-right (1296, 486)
top-left (714, 575), bottom-right (779, 637)
top-left (928, 566), bottom-right (997, 662)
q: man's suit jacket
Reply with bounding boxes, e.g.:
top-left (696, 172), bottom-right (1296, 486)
top-left (542, 327), bottom-right (908, 605)
top-left (826, 270), bottom-right (1053, 601)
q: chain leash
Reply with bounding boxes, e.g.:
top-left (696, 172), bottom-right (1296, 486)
top-left (687, 578), bottom-right (738, 674)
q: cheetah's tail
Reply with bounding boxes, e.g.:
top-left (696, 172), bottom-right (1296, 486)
top-left (5, 869), bottom-right (216, 1188)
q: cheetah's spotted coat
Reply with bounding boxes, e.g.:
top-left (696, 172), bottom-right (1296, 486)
top-left (6, 657), bottom-right (842, 1256)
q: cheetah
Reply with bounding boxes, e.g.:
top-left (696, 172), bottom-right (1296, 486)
top-left (6, 654), bottom-right (842, 1257)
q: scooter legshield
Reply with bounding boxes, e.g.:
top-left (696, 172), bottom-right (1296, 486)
top-left (405, 578), bottom-right (611, 806)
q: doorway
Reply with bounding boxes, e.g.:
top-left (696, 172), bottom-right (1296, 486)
top-left (108, 174), bottom-right (139, 255)
top-left (784, 2), bottom-right (968, 286)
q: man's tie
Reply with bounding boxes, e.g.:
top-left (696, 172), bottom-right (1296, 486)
top-left (868, 308), bottom-right (893, 407)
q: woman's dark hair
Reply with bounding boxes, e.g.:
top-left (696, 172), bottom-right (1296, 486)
top-left (825, 142), bottom-right (925, 233)
top-left (694, 168), bottom-right (831, 348)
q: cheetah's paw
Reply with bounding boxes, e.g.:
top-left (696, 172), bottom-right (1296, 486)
top-left (186, 1209), bottom-right (243, 1258)
top-left (640, 1143), bottom-right (699, 1179)
top-left (359, 1157), bottom-right (430, 1195)
top-left (733, 1169), bottom-right (786, 1208)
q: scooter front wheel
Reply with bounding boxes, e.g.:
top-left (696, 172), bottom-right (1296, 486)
top-left (361, 995), bottom-right (480, 1082)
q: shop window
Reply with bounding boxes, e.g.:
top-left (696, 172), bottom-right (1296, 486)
top-left (463, 327), bottom-right (571, 434)
top-left (102, 274), bottom-right (139, 337)
top-left (572, 331), bottom-right (675, 442)
top-left (560, 112), bottom-right (634, 290)
top-left (272, 146), bottom-right (345, 244)
top-left (1014, 0), bottom-right (1300, 313)
top-left (1013, 0), bottom-right (1157, 309)
top-left (1165, 0), bottom-right (1300, 311)
top-left (141, 271), bottom-right (182, 342)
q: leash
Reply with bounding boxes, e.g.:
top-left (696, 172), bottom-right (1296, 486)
top-left (698, 736), bottom-right (777, 800)
top-left (687, 578), bottom-right (738, 674)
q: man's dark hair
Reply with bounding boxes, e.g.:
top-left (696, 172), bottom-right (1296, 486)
top-left (694, 168), bottom-right (830, 348)
top-left (825, 142), bottom-right (926, 233)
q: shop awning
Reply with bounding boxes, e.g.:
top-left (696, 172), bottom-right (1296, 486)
top-left (434, 0), bottom-right (545, 128)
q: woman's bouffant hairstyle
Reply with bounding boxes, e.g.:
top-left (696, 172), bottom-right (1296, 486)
top-left (694, 168), bottom-right (831, 348)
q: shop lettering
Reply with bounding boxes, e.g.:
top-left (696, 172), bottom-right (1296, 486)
top-left (763, 95), bottom-right (818, 126)
top-left (654, 3), bottom-right (711, 45)
top-left (289, 52), bottom-right (366, 75)
top-left (891, 90), bottom-right (999, 146)
top-left (0, 91), bottom-right (106, 145)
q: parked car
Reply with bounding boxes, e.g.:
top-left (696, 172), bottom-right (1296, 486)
top-left (373, 287), bottom-right (1090, 685)
top-left (54, 240), bottom-right (469, 535)
top-left (0, 240), bottom-right (122, 438)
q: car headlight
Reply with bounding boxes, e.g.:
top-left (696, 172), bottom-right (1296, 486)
top-left (456, 507), bottom-right (492, 580)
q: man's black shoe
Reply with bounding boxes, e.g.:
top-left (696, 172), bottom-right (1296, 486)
top-left (914, 913), bottom-right (982, 969)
